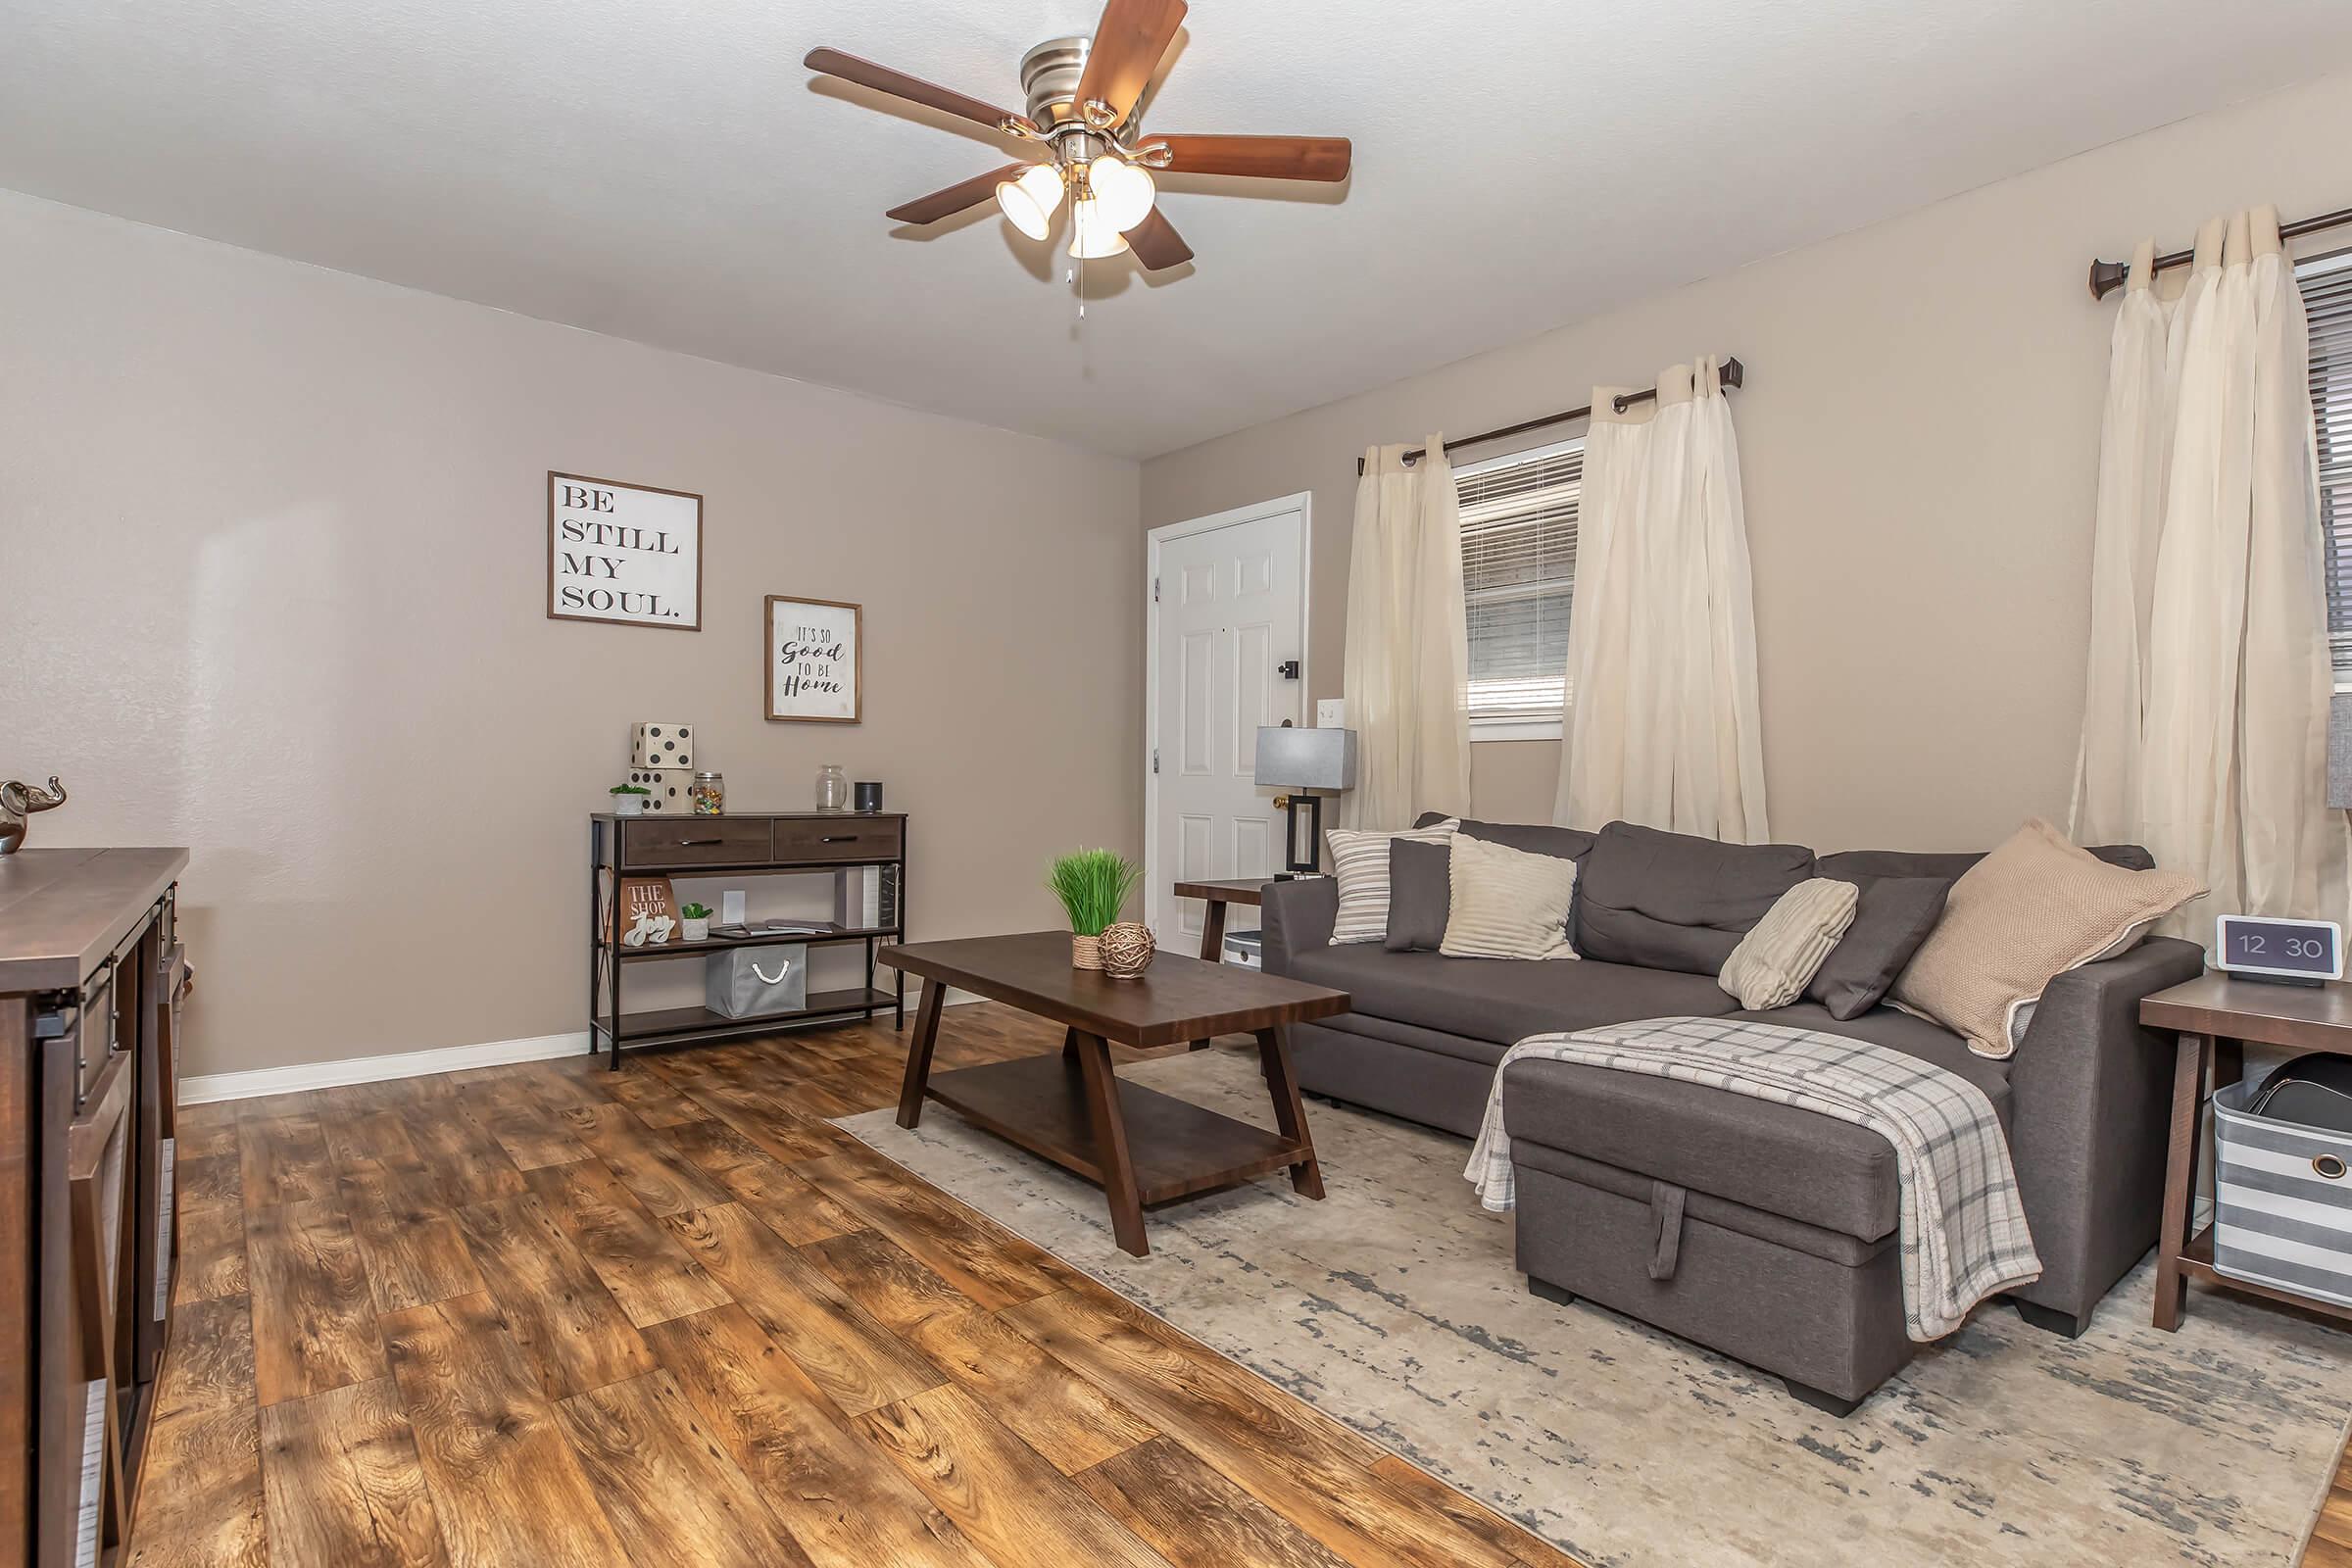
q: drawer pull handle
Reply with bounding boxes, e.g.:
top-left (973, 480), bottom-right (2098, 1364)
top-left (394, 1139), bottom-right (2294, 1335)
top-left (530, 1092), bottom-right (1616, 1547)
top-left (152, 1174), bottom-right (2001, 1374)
top-left (2316, 1155), bottom-right (2347, 1180)
top-left (677, 838), bottom-right (723, 847)
top-left (820, 835), bottom-right (858, 843)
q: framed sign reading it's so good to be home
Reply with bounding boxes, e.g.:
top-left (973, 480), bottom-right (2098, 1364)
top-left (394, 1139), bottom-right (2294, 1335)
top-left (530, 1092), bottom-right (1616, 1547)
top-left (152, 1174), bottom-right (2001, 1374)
top-left (547, 471), bottom-right (703, 631)
top-left (765, 595), bottom-right (861, 723)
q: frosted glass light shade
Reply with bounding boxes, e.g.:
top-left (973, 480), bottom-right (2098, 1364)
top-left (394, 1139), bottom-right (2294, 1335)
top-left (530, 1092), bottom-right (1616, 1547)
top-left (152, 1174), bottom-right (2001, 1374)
top-left (995, 163), bottom-right (1064, 241)
top-left (1089, 154), bottom-right (1155, 232)
top-left (1067, 197), bottom-right (1129, 259)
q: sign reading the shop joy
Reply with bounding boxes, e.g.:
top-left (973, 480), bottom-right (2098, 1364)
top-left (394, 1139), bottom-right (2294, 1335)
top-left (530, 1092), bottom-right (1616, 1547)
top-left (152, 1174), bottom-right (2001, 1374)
top-left (547, 472), bottom-right (703, 631)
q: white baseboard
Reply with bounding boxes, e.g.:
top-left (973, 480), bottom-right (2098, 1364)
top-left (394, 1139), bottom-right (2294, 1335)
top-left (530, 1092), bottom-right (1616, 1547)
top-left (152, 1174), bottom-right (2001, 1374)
top-left (179, 1032), bottom-right (589, 1105)
top-left (179, 988), bottom-right (981, 1106)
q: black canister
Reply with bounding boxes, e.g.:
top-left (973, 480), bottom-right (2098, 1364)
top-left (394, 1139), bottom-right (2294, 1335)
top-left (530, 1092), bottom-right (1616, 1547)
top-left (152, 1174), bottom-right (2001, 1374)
top-left (854, 781), bottom-right (883, 812)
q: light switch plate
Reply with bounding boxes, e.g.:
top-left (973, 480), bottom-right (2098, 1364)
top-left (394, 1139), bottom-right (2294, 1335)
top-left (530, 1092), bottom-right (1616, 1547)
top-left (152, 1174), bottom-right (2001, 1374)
top-left (1316, 699), bottom-right (1346, 729)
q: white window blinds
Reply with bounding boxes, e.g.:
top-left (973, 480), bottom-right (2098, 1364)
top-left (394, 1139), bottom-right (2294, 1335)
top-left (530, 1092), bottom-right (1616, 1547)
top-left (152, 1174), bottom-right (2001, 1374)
top-left (1456, 438), bottom-right (1580, 721)
top-left (2304, 252), bottom-right (2352, 679)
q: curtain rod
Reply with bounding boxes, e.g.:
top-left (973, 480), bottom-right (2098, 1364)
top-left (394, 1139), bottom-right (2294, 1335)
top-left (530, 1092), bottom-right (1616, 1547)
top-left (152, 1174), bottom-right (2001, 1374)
top-left (2086, 205), bottom-right (2352, 300)
top-left (1355, 357), bottom-right (1746, 475)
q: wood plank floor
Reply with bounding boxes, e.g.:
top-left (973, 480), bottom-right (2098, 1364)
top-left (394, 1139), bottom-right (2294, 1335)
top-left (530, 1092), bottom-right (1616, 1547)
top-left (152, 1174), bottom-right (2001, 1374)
top-left (130, 1003), bottom-right (2352, 1567)
top-left (128, 1004), bottom-right (1589, 1568)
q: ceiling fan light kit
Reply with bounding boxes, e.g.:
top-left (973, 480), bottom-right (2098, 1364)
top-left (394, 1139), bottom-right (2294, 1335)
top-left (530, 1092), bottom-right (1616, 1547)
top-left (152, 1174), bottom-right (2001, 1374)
top-left (806, 0), bottom-right (1350, 275)
top-left (1068, 196), bottom-right (1130, 259)
top-left (996, 162), bottom-right (1065, 240)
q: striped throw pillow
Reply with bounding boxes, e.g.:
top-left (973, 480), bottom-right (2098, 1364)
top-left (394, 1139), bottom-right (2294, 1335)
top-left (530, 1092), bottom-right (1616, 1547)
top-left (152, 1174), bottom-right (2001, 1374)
top-left (1327, 820), bottom-right (1460, 943)
top-left (1439, 833), bottom-right (1579, 960)
top-left (1717, 878), bottom-right (1861, 1009)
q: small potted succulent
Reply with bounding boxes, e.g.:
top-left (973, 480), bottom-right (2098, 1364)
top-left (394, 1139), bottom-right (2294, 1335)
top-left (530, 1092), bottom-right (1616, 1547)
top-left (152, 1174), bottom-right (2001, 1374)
top-left (1048, 848), bottom-right (1142, 970)
top-left (610, 782), bottom-right (652, 816)
top-left (678, 901), bottom-right (711, 942)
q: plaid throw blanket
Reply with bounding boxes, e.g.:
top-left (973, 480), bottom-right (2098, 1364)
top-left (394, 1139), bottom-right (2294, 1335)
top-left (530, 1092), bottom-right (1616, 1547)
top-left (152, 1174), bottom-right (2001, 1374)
top-left (1465, 1016), bottom-right (2040, 1341)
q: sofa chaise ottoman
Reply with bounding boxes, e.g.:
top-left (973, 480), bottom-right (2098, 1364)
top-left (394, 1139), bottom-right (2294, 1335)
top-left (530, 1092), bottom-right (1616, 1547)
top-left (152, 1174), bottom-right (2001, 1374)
top-left (1498, 1016), bottom-right (2017, 1413)
top-left (1259, 818), bottom-right (2207, 1397)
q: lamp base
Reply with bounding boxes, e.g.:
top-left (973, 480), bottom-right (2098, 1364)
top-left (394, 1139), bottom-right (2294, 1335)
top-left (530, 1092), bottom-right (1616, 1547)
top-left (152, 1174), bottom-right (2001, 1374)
top-left (1283, 795), bottom-right (1324, 875)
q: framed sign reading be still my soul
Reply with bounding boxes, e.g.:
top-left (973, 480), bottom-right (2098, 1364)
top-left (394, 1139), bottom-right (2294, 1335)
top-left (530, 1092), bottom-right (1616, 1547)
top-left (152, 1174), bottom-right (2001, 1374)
top-left (765, 595), bottom-right (862, 723)
top-left (547, 471), bottom-right (703, 630)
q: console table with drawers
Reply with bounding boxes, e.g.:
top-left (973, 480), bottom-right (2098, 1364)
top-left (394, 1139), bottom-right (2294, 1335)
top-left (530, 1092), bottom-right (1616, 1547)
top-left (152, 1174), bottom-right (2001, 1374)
top-left (589, 811), bottom-right (906, 1068)
top-left (2, 847), bottom-right (190, 1568)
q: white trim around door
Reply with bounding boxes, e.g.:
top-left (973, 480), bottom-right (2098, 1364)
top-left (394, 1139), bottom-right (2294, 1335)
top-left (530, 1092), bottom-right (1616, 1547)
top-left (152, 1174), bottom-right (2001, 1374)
top-left (1144, 492), bottom-right (1313, 947)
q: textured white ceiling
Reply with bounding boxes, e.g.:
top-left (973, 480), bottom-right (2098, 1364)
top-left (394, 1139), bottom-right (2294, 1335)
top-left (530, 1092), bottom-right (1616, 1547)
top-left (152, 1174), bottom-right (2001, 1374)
top-left (3, 0), bottom-right (2351, 459)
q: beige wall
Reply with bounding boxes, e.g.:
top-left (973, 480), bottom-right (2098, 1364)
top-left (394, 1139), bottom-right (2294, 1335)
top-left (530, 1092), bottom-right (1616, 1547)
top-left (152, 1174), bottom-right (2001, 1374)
top-left (1144, 69), bottom-right (2352, 854)
top-left (0, 191), bottom-right (1142, 1078)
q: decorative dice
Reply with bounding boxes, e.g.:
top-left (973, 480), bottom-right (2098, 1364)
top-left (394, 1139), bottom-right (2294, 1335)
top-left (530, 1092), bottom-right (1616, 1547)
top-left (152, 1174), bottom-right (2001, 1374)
top-left (631, 721), bottom-right (694, 770)
top-left (628, 767), bottom-right (694, 813)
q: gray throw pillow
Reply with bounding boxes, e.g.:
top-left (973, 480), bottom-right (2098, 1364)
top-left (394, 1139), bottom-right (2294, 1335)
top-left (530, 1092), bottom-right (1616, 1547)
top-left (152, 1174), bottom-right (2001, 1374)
top-left (1384, 838), bottom-right (1453, 952)
top-left (1805, 876), bottom-right (1951, 1020)
top-left (1572, 821), bottom-right (1816, 975)
top-left (1391, 819), bottom-right (1592, 951)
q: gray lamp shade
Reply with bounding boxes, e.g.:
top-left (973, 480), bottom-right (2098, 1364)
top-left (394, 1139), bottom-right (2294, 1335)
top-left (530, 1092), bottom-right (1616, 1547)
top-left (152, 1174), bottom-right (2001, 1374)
top-left (1254, 726), bottom-right (1357, 792)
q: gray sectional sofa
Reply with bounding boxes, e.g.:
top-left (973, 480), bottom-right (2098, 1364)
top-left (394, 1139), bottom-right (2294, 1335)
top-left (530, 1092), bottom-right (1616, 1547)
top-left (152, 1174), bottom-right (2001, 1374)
top-left (1258, 817), bottom-right (2205, 1414)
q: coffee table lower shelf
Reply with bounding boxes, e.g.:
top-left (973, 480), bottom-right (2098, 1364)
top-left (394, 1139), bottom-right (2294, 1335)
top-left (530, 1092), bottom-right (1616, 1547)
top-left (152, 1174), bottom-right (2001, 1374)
top-left (923, 1054), bottom-right (1312, 1207)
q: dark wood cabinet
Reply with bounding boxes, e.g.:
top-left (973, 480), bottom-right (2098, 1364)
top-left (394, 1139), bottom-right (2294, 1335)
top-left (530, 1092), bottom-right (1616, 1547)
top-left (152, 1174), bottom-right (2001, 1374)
top-left (0, 848), bottom-right (188, 1568)
top-left (590, 812), bottom-right (906, 1068)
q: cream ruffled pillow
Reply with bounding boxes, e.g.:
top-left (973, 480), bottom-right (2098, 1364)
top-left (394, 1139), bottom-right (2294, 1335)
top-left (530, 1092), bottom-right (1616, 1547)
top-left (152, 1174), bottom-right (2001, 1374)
top-left (1891, 818), bottom-right (2203, 1058)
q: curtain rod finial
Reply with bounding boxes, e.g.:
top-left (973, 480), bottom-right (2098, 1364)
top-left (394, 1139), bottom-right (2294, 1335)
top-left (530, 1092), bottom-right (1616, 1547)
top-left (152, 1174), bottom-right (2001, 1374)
top-left (2087, 258), bottom-right (2129, 301)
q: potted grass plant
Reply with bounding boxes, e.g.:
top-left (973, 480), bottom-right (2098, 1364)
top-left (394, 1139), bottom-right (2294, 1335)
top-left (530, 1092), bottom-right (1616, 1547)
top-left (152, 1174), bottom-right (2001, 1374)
top-left (1048, 848), bottom-right (1142, 970)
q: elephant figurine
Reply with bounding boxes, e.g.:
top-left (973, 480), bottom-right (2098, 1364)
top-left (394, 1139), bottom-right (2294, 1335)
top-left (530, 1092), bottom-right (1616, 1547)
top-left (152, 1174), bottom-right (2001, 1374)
top-left (0, 776), bottom-right (67, 856)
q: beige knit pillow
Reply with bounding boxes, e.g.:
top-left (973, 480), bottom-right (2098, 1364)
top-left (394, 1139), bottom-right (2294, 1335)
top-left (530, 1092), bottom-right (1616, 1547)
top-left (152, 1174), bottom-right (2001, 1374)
top-left (1440, 834), bottom-right (1579, 960)
top-left (1326, 820), bottom-right (1460, 943)
top-left (1718, 878), bottom-right (1860, 1010)
top-left (1890, 818), bottom-right (2204, 1059)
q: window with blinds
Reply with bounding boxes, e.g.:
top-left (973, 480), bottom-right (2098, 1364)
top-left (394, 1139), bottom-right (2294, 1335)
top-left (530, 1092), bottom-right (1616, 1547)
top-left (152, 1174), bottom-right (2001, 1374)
top-left (1456, 438), bottom-right (1581, 725)
top-left (2305, 252), bottom-right (2352, 683)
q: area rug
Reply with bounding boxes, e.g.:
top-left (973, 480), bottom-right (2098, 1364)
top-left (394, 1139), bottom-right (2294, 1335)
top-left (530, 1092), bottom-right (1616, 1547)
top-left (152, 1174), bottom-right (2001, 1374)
top-left (836, 1045), bottom-right (2352, 1568)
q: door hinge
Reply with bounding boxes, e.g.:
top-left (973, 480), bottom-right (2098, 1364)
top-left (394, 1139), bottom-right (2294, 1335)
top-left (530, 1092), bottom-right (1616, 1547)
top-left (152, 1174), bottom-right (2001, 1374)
top-left (1152, 575), bottom-right (1160, 604)
top-left (1152, 748), bottom-right (1160, 775)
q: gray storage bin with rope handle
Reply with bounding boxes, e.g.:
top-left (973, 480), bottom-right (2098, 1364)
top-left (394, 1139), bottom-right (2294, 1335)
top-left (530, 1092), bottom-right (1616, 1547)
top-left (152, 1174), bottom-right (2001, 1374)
top-left (2212, 1057), bottom-right (2352, 1307)
top-left (705, 943), bottom-right (808, 1018)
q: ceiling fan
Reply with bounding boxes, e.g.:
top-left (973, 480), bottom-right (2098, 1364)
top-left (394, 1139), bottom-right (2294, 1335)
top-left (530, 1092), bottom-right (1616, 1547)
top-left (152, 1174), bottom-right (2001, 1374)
top-left (804, 0), bottom-right (1349, 272)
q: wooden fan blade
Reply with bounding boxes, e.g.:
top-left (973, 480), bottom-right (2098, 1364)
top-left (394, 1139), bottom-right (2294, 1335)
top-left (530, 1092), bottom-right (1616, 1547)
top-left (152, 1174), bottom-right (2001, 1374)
top-left (887, 164), bottom-right (1031, 225)
top-left (1073, 0), bottom-right (1186, 127)
top-left (1124, 208), bottom-right (1194, 270)
top-left (1152, 133), bottom-right (1350, 182)
top-left (806, 47), bottom-right (1032, 134)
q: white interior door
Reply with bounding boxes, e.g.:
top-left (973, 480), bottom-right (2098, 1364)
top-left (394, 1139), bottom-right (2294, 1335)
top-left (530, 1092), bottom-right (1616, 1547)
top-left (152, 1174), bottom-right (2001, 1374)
top-left (1147, 496), bottom-right (1308, 952)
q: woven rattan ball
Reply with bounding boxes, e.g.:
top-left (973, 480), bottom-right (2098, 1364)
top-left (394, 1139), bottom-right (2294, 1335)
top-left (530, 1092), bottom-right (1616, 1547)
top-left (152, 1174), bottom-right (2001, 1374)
top-left (1100, 921), bottom-right (1156, 978)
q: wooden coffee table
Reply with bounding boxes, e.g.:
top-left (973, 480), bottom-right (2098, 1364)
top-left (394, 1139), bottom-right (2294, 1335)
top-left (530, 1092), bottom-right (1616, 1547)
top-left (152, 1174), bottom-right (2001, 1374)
top-left (882, 931), bottom-right (1350, 1255)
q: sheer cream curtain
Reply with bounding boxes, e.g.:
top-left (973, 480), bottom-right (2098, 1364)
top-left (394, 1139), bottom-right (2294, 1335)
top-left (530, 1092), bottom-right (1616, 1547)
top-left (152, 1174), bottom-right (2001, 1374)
top-left (1553, 357), bottom-right (1768, 840)
top-left (2072, 207), bottom-right (2347, 930)
top-left (1340, 440), bottom-right (1472, 830)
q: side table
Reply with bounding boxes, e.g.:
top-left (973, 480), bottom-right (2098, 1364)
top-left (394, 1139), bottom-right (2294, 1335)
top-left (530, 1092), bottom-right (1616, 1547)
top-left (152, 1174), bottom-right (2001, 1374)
top-left (1173, 876), bottom-right (1278, 1052)
top-left (1172, 876), bottom-right (1273, 961)
top-left (2140, 971), bottom-right (2352, 1331)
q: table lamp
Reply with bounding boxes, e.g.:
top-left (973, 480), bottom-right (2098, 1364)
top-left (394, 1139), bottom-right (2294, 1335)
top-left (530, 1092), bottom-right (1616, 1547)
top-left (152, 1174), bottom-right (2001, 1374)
top-left (1253, 724), bottom-right (1358, 875)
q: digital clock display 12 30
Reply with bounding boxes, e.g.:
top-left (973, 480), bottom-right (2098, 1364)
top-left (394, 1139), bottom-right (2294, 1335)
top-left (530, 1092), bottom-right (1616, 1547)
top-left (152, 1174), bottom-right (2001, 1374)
top-left (2215, 915), bottom-right (2343, 985)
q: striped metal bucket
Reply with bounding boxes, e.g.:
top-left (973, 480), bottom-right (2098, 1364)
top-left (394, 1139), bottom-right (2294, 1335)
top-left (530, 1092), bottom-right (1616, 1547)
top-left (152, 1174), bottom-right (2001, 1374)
top-left (2213, 1078), bottom-right (2352, 1306)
